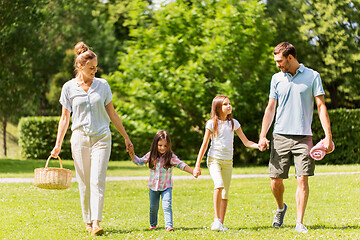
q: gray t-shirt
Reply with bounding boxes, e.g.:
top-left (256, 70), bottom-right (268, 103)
top-left (59, 77), bottom-right (112, 136)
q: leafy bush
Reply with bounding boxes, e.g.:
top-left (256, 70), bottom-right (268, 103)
top-left (19, 117), bottom-right (72, 160)
top-left (18, 116), bottom-right (152, 160)
top-left (312, 108), bottom-right (360, 164)
top-left (18, 109), bottom-right (360, 163)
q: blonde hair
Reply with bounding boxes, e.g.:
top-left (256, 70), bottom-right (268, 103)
top-left (210, 95), bottom-right (234, 137)
top-left (74, 42), bottom-right (97, 75)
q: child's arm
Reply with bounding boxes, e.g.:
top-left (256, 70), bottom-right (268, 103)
top-left (194, 129), bottom-right (211, 177)
top-left (235, 127), bottom-right (259, 149)
top-left (183, 165), bottom-right (194, 175)
top-left (129, 151), bottom-right (149, 166)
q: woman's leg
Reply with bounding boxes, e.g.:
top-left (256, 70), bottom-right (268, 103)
top-left (149, 189), bottom-right (161, 227)
top-left (161, 188), bottom-right (173, 228)
top-left (89, 131), bottom-right (111, 225)
top-left (71, 130), bottom-right (92, 224)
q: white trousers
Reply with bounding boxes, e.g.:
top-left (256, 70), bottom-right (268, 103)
top-left (71, 129), bottom-right (111, 223)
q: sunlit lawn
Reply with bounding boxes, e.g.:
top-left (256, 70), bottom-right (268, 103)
top-left (1, 159), bottom-right (360, 239)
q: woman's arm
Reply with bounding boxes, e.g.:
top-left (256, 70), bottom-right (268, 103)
top-left (105, 101), bottom-right (133, 153)
top-left (51, 106), bottom-right (71, 157)
top-left (235, 126), bottom-right (259, 149)
top-left (193, 129), bottom-right (211, 177)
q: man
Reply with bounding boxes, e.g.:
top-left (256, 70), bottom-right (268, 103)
top-left (258, 42), bottom-right (333, 233)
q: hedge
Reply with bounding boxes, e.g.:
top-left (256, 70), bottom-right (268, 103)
top-left (19, 108), bottom-right (360, 164)
top-left (312, 108), bottom-right (360, 164)
top-left (18, 116), bottom-right (154, 161)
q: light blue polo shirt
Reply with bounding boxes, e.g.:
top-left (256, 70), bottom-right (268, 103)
top-left (60, 77), bottom-right (112, 136)
top-left (269, 64), bottom-right (325, 136)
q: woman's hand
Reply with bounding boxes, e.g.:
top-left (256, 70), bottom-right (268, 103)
top-left (51, 146), bottom-right (61, 158)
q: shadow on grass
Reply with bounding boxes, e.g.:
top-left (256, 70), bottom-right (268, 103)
top-left (245, 224), bottom-right (360, 231)
top-left (309, 224), bottom-right (360, 230)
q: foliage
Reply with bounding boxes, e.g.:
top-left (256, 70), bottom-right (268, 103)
top-left (18, 117), bottom-right (72, 160)
top-left (265, 0), bottom-right (360, 109)
top-left (0, 0), bottom-right (48, 155)
top-left (18, 116), bottom-right (147, 161)
top-left (107, 0), bottom-right (275, 162)
top-left (312, 108), bottom-right (360, 164)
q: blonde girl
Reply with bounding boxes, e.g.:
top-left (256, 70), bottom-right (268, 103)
top-left (129, 130), bottom-right (194, 231)
top-left (193, 95), bottom-right (258, 231)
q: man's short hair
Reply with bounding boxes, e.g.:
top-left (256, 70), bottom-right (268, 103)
top-left (274, 42), bottom-right (296, 58)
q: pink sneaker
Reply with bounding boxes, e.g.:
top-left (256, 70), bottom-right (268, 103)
top-left (166, 227), bottom-right (175, 231)
top-left (150, 226), bottom-right (157, 230)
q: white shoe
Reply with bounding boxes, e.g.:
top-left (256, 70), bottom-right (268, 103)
top-left (211, 219), bottom-right (222, 231)
top-left (220, 225), bottom-right (228, 231)
top-left (295, 223), bottom-right (308, 233)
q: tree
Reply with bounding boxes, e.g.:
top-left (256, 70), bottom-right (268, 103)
top-left (107, 0), bottom-right (275, 163)
top-left (265, 0), bottom-right (360, 109)
top-left (299, 0), bottom-right (360, 108)
top-left (0, 0), bottom-right (47, 156)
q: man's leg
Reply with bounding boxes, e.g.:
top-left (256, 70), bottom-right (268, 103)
top-left (295, 175), bottom-right (309, 224)
top-left (271, 178), bottom-right (284, 209)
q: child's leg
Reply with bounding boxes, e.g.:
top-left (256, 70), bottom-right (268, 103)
top-left (213, 187), bottom-right (224, 220)
top-left (161, 188), bottom-right (173, 228)
top-left (208, 157), bottom-right (225, 220)
top-left (220, 160), bottom-right (233, 223)
top-left (149, 189), bottom-right (161, 227)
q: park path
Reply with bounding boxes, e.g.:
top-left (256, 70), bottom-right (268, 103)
top-left (1, 171), bottom-right (360, 183)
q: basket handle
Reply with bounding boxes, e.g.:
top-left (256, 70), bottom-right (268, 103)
top-left (45, 155), bottom-right (63, 169)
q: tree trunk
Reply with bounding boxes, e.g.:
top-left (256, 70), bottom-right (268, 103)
top-left (2, 113), bottom-right (7, 157)
top-left (328, 83), bottom-right (338, 109)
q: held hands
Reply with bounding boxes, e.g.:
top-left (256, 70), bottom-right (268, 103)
top-left (125, 138), bottom-right (134, 153)
top-left (258, 137), bottom-right (270, 152)
top-left (193, 166), bottom-right (201, 178)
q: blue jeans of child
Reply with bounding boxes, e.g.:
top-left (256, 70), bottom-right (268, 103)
top-left (149, 188), bottom-right (173, 228)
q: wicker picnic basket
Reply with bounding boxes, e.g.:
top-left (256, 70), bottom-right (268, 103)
top-left (34, 155), bottom-right (73, 190)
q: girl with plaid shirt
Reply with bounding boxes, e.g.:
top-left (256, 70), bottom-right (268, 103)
top-left (129, 130), bottom-right (194, 231)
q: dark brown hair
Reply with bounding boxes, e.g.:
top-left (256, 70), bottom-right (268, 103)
top-left (148, 130), bottom-right (173, 170)
top-left (273, 42), bottom-right (296, 58)
top-left (74, 42), bottom-right (97, 75)
top-left (210, 95), bottom-right (234, 137)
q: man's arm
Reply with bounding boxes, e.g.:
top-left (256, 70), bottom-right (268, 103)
top-left (315, 95), bottom-right (333, 150)
top-left (258, 98), bottom-right (277, 151)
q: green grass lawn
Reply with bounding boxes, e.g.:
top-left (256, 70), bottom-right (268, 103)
top-left (1, 161), bottom-right (360, 239)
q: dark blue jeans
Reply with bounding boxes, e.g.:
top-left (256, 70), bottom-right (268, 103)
top-left (149, 188), bottom-right (173, 228)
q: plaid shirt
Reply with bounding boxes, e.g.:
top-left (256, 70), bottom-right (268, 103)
top-left (132, 152), bottom-right (187, 191)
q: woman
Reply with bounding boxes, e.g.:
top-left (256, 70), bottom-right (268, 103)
top-left (51, 42), bottom-right (133, 236)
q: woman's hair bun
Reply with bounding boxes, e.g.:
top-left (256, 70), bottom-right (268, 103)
top-left (74, 42), bottom-right (89, 56)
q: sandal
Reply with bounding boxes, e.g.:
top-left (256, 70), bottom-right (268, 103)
top-left (91, 227), bottom-right (104, 236)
